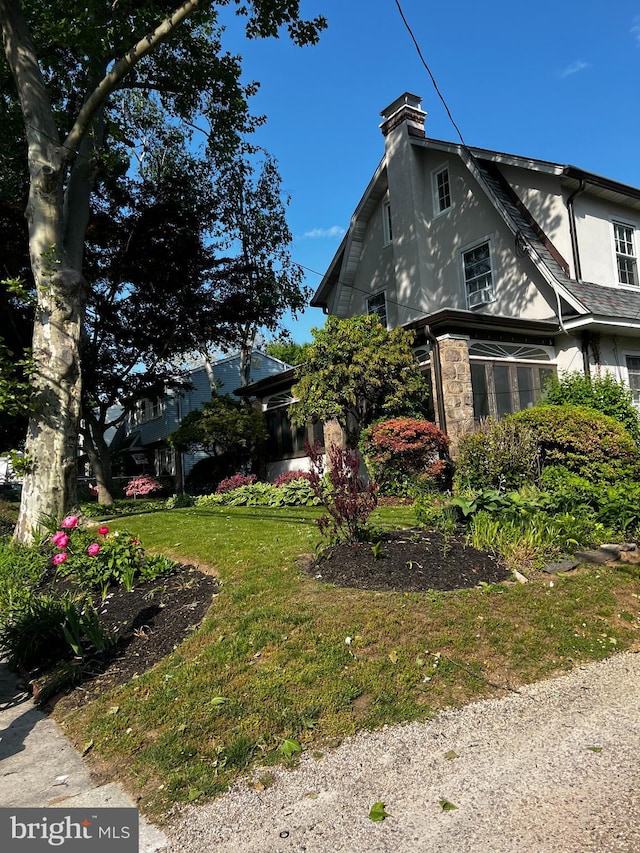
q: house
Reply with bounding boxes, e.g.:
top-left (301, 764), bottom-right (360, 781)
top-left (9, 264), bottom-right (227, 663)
top-left (246, 92), bottom-right (640, 462)
top-left (111, 350), bottom-right (291, 489)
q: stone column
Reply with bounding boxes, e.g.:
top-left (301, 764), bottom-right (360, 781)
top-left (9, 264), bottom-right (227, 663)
top-left (437, 334), bottom-right (475, 456)
top-left (322, 418), bottom-right (346, 452)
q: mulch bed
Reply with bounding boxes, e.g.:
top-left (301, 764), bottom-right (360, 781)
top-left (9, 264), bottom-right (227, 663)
top-left (309, 527), bottom-right (510, 592)
top-left (29, 565), bottom-right (219, 711)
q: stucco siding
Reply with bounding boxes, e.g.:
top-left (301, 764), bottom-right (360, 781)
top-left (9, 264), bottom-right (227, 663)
top-left (573, 193), bottom-right (640, 288)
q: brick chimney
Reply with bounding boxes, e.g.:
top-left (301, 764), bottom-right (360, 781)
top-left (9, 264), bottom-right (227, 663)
top-left (379, 92), bottom-right (426, 137)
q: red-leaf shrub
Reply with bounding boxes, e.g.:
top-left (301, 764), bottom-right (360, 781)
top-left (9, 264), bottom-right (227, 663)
top-left (273, 470), bottom-right (312, 487)
top-left (216, 474), bottom-right (257, 494)
top-left (359, 418), bottom-right (450, 494)
top-left (306, 441), bottom-right (377, 544)
top-left (124, 475), bottom-right (163, 498)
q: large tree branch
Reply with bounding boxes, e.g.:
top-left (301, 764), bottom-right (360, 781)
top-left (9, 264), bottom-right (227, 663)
top-left (63, 0), bottom-right (209, 158)
top-left (0, 0), bottom-right (59, 156)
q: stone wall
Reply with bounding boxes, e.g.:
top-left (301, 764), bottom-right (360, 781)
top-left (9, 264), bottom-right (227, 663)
top-left (436, 335), bottom-right (475, 456)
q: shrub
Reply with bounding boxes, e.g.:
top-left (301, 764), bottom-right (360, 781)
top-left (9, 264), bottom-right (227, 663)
top-left (216, 474), bottom-right (257, 494)
top-left (360, 417), bottom-right (451, 495)
top-left (542, 371), bottom-right (640, 444)
top-left (512, 404), bottom-right (640, 484)
top-left (195, 479), bottom-right (319, 508)
top-left (306, 441), bottom-right (377, 544)
top-left (273, 470), bottom-right (312, 487)
top-left (0, 542), bottom-right (49, 617)
top-left (454, 417), bottom-right (540, 490)
top-left (125, 474), bottom-right (163, 498)
top-left (166, 493), bottom-right (195, 509)
top-left (0, 591), bottom-right (113, 668)
top-left (46, 517), bottom-right (175, 592)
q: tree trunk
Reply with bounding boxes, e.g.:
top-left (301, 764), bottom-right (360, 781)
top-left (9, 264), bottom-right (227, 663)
top-left (82, 414), bottom-right (115, 506)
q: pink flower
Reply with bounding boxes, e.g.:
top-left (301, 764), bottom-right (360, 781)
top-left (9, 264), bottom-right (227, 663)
top-left (61, 515), bottom-right (79, 529)
top-left (53, 552), bottom-right (68, 566)
top-left (51, 531), bottom-right (69, 548)
top-left (98, 526), bottom-right (110, 535)
top-left (87, 543), bottom-right (101, 557)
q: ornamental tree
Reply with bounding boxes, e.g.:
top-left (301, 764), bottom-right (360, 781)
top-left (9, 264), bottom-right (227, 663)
top-left (359, 418), bottom-right (450, 494)
top-left (169, 394), bottom-right (268, 474)
top-left (0, 0), bottom-right (326, 543)
top-left (290, 315), bottom-right (430, 441)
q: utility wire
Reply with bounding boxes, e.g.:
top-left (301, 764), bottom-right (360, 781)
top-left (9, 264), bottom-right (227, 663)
top-left (393, 0), bottom-right (468, 150)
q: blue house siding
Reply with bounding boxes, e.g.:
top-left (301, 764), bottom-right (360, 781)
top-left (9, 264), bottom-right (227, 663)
top-left (118, 351), bottom-right (290, 486)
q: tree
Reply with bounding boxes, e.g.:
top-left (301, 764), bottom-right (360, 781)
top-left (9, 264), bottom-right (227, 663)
top-left (169, 395), bottom-right (268, 486)
top-left (0, 0), bottom-right (326, 542)
top-left (290, 315), bottom-right (430, 441)
top-left (264, 334), bottom-right (310, 366)
top-left (202, 153), bottom-right (309, 387)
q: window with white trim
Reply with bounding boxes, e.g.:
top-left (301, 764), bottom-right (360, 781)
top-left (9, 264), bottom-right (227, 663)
top-left (367, 291), bottom-right (388, 327)
top-left (131, 398), bottom-right (163, 425)
top-left (382, 200), bottom-right (393, 245)
top-left (614, 221), bottom-right (637, 286)
top-left (626, 356), bottom-right (640, 407)
top-left (432, 165), bottom-right (452, 215)
top-left (463, 241), bottom-right (494, 307)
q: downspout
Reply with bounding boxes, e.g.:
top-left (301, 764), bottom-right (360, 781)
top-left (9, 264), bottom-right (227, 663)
top-left (566, 178), bottom-right (586, 283)
top-left (423, 326), bottom-right (447, 434)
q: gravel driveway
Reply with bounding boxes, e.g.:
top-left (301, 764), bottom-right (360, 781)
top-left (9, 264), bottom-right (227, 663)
top-left (166, 651), bottom-right (640, 853)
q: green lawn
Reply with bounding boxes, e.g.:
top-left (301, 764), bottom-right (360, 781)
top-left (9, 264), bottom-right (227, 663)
top-left (57, 505), bottom-right (640, 819)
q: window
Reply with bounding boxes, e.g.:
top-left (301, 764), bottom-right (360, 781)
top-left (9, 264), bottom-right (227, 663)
top-left (382, 200), bottom-right (393, 245)
top-left (627, 357), bottom-right (640, 407)
top-left (131, 398), bottom-right (162, 425)
top-left (470, 361), bottom-right (555, 420)
top-left (367, 291), bottom-right (388, 327)
top-left (463, 241), bottom-right (494, 307)
top-left (432, 165), bottom-right (452, 215)
top-left (614, 222), bottom-right (637, 286)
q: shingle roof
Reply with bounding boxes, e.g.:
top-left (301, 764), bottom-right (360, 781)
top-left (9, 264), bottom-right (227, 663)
top-left (562, 280), bottom-right (640, 318)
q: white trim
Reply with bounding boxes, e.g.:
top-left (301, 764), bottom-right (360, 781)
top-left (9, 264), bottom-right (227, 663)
top-left (367, 289), bottom-right (389, 328)
top-left (459, 235), bottom-right (496, 309)
top-left (431, 161), bottom-right (452, 217)
top-left (382, 198), bottom-right (393, 245)
top-left (611, 217), bottom-right (639, 288)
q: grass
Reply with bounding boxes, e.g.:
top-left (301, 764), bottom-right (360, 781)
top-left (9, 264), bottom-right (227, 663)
top-left (45, 503), bottom-right (640, 819)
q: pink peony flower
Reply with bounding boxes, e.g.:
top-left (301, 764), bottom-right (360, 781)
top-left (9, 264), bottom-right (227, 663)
top-left (53, 552), bottom-right (68, 565)
top-left (98, 526), bottom-right (110, 535)
top-left (51, 531), bottom-right (69, 548)
top-left (87, 543), bottom-right (101, 557)
top-left (61, 515), bottom-right (79, 529)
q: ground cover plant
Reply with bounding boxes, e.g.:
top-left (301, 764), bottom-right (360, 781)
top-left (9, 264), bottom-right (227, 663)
top-left (47, 503), bottom-right (640, 821)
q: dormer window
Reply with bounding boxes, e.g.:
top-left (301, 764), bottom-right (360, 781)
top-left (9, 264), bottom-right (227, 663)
top-left (614, 221), bottom-right (637, 286)
top-left (383, 200), bottom-right (393, 245)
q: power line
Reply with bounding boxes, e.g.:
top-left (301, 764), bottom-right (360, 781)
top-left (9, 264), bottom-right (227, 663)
top-left (393, 0), bottom-right (468, 150)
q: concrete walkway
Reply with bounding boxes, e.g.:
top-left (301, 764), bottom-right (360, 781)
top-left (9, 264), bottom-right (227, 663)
top-left (0, 660), bottom-right (167, 851)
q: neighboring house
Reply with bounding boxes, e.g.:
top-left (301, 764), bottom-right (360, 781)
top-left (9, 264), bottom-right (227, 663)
top-left (112, 350), bottom-right (290, 489)
top-left (246, 91), bottom-right (640, 461)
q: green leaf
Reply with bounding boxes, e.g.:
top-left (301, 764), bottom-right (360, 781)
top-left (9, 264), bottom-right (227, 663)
top-left (444, 750), bottom-right (458, 760)
top-left (187, 788), bottom-right (203, 802)
top-left (279, 738), bottom-right (302, 757)
top-left (439, 798), bottom-right (458, 811)
top-left (587, 746), bottom-right (602, 753)
top-left (368, 801), bottom-right (391, 821)
top-left (210, 696), bottom-right (229, 706)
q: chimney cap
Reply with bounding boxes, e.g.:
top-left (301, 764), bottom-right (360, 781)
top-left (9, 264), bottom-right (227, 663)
top-left (380, 92), bottom-right (423, 119)
top-left (379, 92), bottom-right (426, 137)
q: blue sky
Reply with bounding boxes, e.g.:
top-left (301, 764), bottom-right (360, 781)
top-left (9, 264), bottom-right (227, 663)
top-left (221, 1), bottom-right (640, 343)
